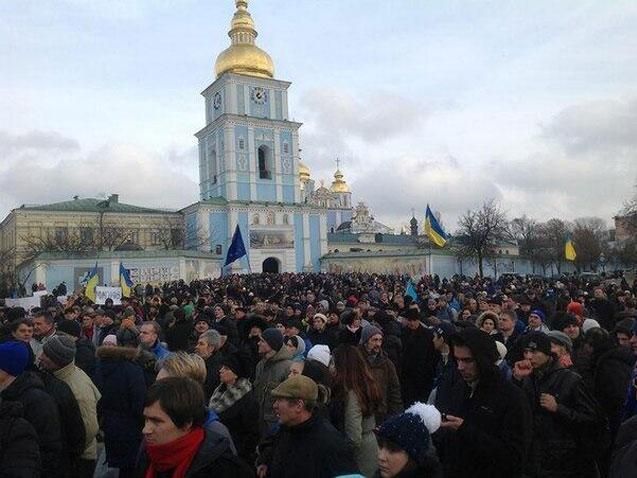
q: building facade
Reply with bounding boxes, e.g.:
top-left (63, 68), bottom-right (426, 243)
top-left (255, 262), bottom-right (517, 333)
top-left (183, 0), bottom-right (330, 273)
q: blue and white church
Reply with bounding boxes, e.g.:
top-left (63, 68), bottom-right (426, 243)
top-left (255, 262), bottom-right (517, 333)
top-left (182, 0), bottom-right (352, 273)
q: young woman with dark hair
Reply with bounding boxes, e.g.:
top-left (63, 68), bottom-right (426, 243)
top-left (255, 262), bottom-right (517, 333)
top-left (330, 345), bottom-right (383, 477)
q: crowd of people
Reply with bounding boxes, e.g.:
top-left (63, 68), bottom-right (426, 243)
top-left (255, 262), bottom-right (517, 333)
top-left (1, 271), bottom-right (637, 477)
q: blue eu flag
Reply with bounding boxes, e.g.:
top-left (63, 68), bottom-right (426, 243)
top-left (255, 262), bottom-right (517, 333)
top-left (225, 225), bottom-right (247, 267)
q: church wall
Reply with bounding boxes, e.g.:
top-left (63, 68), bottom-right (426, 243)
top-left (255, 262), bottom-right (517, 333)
top-left (282, 186), bottom-right (294, 203)
top-left (294, 213), bottom-right (305, 272)
top-left (327, 211), bottom-right (338, 231)
top-left (209, 212), bottom-right (228, 256)
top-left (256, 183), bottom-right (276, 202)
top-left (274, 90), bottom-right (283, 119)
top-left (309, 215), bottom-right (321, 271)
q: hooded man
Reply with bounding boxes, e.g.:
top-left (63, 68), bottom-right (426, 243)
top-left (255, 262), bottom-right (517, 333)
top-left (434, 328), bottom-right (532, 478)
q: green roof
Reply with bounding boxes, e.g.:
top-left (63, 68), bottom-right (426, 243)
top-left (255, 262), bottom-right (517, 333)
top-left (19, 198), bottom-right (178, 215)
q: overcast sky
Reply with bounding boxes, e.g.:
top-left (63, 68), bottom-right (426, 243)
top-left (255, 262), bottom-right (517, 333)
top-left (2, 0), bottom-right (636, 232)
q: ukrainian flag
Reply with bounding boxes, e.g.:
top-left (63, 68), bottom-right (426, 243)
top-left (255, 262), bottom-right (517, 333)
top-left (565, 237), bottom-right (577, 261)
top-left (424, 204), bottom-right (448, 248)
top-left (119, 262), bottom-right (134, 298)
top-left (84, 262), bottom-right (99, 302)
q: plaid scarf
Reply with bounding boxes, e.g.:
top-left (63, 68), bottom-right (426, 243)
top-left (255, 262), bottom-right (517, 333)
top-left (209, 377), bottom-right (252, 414)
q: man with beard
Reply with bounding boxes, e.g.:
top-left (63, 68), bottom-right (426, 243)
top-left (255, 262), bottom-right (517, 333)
top-left (358, 325), bottom-right (402, 424)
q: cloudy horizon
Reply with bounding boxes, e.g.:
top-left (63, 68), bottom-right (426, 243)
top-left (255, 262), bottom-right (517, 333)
top-left (2, 0), bottom-right (636, 233)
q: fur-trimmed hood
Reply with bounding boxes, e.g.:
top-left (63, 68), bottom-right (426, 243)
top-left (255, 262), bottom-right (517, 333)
top-left (96, 345), bottom-right (139, 362)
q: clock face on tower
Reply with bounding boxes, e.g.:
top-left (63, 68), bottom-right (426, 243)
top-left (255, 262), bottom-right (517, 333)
top-left (213, 92), bottom-right (222, 110)
top-left (251, 87), bottom-right (268, 105)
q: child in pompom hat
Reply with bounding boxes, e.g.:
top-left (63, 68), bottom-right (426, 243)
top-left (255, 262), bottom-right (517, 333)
top-left (374, 402), bottom-right (442, 477)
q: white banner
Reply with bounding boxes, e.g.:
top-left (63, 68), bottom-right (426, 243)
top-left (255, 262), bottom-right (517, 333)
top-left (33, 290), bottom-right (48, 297)
top-left (4, 296), bottom-right (41, 310)
top-left (95, 286), bottom-right (122, 305)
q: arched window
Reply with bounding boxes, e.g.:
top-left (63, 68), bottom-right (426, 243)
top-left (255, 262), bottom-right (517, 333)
top-left (252, 214), bottom-right (260, 225)
top-left (208, 148), bottom-right (217, 184)
top-left (258, 145), bottom-right (272, 179)
top-left (282, 214), bottom-right (289, 225)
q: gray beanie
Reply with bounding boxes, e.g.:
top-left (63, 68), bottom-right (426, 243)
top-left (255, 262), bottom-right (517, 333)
top-left (547, 330), bottom-right (573, 353)
top-left (261, 328), bottom-right (284, 352)
top-left (360, 325), bottom-right (383, 345)
top-left (43, 335), bottom-right (76, 367)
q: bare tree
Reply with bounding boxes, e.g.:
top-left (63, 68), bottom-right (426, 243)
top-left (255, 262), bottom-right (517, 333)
top-left (538, 218), bottom-right (571, 274)
top-left (510, 215), bottom-right (542, 272)
top-left (454, 199), bottom-right (509, 277)
top-left (572, 217), bottom-right (608, 271)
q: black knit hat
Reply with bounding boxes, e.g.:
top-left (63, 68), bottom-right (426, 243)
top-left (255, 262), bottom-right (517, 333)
top-left (261, 328), bottom-right (284, 352)
top-left (551, 312), bottom-right (578, 332)
top-left (220, 354), bottom-right (245, 378)
top-left (521, 331), bottom-right (552, 356)
top-left (57, 319), bottom-right (81, 339)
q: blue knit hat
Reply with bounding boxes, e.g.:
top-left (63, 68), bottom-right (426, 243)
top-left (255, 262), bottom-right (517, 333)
top-left (0, 341), bottom-right (29, 377)
top-left (530, 309), bottom-right (546, 322)
top-left (375, 403), bottom-right (441, 464)
top-left (261, 328), bottom-right (284, 352)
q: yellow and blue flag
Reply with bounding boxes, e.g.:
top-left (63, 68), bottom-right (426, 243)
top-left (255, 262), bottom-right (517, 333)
top-left (119, 263), bottom-right (134, 298)
top-left (424, 204), bottom-right (448, 248)
top-left (84, 262), bottom-right (99, 302)
top-left (565, 237), bottom-right (577, 261)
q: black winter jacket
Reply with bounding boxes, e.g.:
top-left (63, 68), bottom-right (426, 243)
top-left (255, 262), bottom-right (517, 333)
top-left (0, 400), bottom-right (41, 478)
top-left (590, 346), bottom-right (636, 437)
top-left (434, 373), bottom-right (532, 478)
top-left (259, 414), bottom-right (359, 478)
top-left (518, 360), bottom-right (601, 477)
top-left (94, 346), bottom-right (147, 469)
top-left (37, 370), bottom-right (86, 473)
top-left (0, 372), bottom-right (62, 477)
top-left (217, 389), bottom-right (260, 465)
top-left (400, 324), bottom-right (437, 405)
top-left (134, 429), bottom-right (253, 478)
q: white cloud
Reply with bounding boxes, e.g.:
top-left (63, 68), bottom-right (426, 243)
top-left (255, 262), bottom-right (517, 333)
top-left (0, 131), bottom-right (198, 220)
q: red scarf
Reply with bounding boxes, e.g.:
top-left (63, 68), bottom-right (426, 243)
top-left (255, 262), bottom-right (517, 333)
top-left (144, 427), bottom-right (204, 478)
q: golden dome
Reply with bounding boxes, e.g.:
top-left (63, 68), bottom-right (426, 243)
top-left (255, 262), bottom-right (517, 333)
top-left (214, 1), bottom-right (274, 79)
top-left (330, 168), bottom-right (351, 193)
top-left (299, 161), bottom-right (311, 182)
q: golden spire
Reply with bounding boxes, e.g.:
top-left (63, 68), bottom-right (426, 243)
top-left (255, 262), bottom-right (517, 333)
top-left (330, 158), bottom-right (351, 193)
top-left (214, 0), bottom-right (275, 79)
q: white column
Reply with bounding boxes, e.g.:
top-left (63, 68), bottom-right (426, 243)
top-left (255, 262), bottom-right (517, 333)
top-left (109, 260), bottom-right (118, 286)
top-left (248, 127), bottom-right (257, 200)
top-left (224, 126), bottom-right (237, 200)
top-left (273, 130), bottom-right (282, 202)
top-left (303, 213), bottom-right (311, 269)
top-left (282, 90), bottom-right (289, 120)
top-left (269, 89), bottom-right (276, 118)
top-left (292, 130), bottom-right (301, 203)
top-left (228, 82), bottom-right (238, 114)
top-left (319, 213), bottom-right (328, 256)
